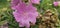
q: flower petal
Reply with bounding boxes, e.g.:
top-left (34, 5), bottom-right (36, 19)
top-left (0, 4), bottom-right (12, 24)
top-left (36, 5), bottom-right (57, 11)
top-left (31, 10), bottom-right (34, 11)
top-left (30, 0), bottom-right (40, 4)
top-left (53, 2), bottom-right (58, 6)
top-left (19, 20), bottom-right (30, 28)
top-left (27, 12), bottom-right (38, 24)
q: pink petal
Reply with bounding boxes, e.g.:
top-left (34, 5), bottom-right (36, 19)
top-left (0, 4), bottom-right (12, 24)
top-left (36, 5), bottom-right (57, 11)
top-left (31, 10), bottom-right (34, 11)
top-left (30, 0), bottom-right (40, 4)
top-left (27, 12), bottom-right (38, 24)
top-left (53, 2), bottom-right (58, 6)
top-left (19, 20), bottom-right (30, 28)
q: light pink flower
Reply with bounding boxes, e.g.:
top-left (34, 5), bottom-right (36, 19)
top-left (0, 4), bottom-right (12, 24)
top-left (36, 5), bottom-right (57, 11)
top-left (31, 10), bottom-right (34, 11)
top-left (30, 0), bottom-right (40, 4)
top-left (11, 0), bottom-right (38, 28)
top-left (53, 2), bottom-right (58, 6)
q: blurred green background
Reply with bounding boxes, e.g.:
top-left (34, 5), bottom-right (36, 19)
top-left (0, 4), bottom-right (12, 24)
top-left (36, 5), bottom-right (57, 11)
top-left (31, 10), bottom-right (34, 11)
top-left (0, 0), bottom-right (60, 28)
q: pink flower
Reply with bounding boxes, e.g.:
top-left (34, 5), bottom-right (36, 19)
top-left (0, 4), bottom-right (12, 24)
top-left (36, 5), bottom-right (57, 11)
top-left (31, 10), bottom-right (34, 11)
top-left (53, 2), bottom-right (58, 6)
top-left (30, 0), bottom-right (40, 4)
top-left (11, 0), bottom-right (38, 28)
top-left (11, 0), bottom-right (19, 10)
top-left (11, 0), bottom-right (40, 10)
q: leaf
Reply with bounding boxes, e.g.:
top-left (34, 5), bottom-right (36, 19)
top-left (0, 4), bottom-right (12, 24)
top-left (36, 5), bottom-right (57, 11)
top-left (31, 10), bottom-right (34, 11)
top-left (0, 20), bottom-right (8, 26)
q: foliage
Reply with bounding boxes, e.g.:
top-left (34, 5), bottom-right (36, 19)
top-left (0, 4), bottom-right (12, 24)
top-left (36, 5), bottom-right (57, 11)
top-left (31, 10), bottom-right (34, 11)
top-left (0, 0), bottom-right (60, 28)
